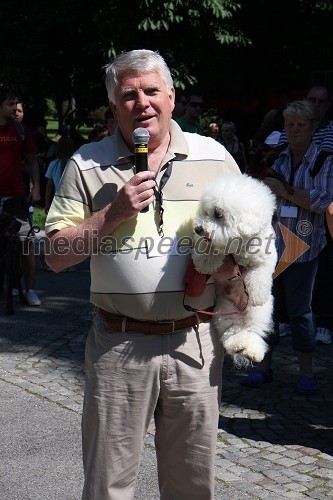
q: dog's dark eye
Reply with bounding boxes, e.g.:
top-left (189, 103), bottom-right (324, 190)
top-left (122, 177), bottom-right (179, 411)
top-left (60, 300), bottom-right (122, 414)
top-left (214, 208), bottom-right (223, 219)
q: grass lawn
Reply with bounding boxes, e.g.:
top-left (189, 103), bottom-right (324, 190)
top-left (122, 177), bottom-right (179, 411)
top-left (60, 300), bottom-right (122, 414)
top-left (46, 117), bottom-right (92, 140)
top-left (33, 206), bottom-right (47, 229)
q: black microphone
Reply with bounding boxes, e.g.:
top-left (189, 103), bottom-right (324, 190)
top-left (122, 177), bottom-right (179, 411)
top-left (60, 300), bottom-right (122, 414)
top-left (132, 127), bottom-right (150, 173)
top-left (132, 127), bottom-right (150, 212)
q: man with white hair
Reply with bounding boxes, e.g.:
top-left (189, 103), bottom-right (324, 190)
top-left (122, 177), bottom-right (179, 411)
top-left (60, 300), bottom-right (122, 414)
top-left (45, 49), bottom-right (240, 499)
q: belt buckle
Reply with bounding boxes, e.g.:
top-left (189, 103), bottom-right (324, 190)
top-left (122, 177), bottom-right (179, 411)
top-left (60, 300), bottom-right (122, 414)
top-left (157, 320), bottom-right (175, 333)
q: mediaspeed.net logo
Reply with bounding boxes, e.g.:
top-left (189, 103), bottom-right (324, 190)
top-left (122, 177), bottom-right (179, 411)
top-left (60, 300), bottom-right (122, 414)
top-left (273, 221), bottom-right (311, 279)
top-left (32, 221), bottom-right (312, 277)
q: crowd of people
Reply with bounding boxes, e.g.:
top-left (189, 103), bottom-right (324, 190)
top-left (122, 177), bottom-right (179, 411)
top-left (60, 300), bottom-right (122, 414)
top-left (0, 87), bottom-right (41, 306)
top-left (0, 94), bottom-right (118, 304)
top-left (1, 49), bottom-right (333, 498)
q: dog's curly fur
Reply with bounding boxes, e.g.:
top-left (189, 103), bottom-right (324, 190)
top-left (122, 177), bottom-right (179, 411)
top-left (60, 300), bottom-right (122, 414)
top-left (192, 174), bottom-right (277, 366)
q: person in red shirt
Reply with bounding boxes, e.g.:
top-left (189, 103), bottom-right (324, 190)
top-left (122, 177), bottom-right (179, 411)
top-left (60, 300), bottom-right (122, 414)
top-left (0, 83), bottom-right (41, 306)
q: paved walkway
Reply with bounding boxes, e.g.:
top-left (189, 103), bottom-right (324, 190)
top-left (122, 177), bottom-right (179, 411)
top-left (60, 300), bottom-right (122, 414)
top-left (0, 258), bottom-right (332, 499)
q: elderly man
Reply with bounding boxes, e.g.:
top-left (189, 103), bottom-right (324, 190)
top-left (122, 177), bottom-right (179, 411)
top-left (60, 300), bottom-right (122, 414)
top-left (45, 49), bottom-right (240, 500)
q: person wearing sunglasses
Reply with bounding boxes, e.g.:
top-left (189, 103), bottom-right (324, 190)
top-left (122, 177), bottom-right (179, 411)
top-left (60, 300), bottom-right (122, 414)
top-left (176, 92), bottom-right (204, 134)
top-left (172, 89), bottom-right (187, 120)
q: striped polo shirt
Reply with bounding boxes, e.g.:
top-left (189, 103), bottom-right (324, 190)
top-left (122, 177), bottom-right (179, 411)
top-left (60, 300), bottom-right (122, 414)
top-left (46, 120), bottom-right (240, 321)
top-left (272, 142), bottom-right (333, 263)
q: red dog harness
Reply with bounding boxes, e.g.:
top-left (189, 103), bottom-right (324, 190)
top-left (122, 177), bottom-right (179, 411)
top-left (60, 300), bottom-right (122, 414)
top-left (183, 255), bottom-right (249, 316)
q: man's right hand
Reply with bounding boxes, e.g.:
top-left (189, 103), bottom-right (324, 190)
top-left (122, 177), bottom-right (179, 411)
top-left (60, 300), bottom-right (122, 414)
top-left (106, 170), bottom-right (156, 223)
top-left (46, 172), bottom-right (156, 273)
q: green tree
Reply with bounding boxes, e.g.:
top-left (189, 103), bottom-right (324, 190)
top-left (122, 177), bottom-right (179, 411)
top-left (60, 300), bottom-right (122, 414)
top-left (0, 0), bottom-right (332, 131)
top-left (0, 0), bottom-right (247, 126)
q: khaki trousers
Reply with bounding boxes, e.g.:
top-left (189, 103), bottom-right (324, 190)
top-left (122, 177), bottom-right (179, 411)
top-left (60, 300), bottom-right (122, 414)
top-left (82, 314), bottom-right (223, 500)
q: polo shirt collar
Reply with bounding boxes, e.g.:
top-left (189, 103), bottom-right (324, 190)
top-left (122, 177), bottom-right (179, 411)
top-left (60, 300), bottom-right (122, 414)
top-left (113, 119), bottom-right (189, 163)
top-left (113, 127), bottom-right (132, 162)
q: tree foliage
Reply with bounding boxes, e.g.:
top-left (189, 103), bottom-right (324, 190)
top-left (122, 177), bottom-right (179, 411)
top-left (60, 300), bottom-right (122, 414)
top-left (0, 0), bottom-right (247, 124)
top-left (0, 0), bottom-right (332, 129)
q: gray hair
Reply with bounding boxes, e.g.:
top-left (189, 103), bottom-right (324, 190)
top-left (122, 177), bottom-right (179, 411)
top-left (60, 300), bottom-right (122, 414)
top-left (283, 100), bottom-right (319, 128)
top-left (104, 49), bottom-right (174, 102)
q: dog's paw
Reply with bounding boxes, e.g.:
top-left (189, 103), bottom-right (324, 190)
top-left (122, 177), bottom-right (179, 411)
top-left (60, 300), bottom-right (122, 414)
top-left (222, 331), bottom-right (268, 363)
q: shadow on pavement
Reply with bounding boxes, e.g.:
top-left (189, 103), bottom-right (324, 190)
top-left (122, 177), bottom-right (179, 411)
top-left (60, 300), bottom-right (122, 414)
top-left (1, 261), bottom-right (333, 460)
top-left (220, 341), bottom-right (333, 455)
top-left (0, 261), bottom-right (92, 369)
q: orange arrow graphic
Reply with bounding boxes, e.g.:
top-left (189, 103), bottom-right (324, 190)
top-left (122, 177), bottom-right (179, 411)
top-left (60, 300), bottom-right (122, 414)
top-left (273, 223), bottom-right (310, 279)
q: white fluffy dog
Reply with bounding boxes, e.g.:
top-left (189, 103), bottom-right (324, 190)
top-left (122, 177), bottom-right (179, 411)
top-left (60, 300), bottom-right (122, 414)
top-left (192, 174), bottom-right (277, 366)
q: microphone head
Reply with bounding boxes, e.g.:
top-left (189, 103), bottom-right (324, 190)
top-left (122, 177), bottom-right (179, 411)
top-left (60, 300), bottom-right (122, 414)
top-left (132, 127), bottom-right (150, 145)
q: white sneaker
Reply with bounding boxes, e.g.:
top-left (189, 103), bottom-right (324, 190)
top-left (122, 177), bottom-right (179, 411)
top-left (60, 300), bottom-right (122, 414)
top-left (25, 289), bottom-right (41, 306)
top-left (315, 327), bottom-right (332, 345)
top-left (279, 323), bottom-right (291, 337)
top-left (12, 288), bottom-right (19, 296)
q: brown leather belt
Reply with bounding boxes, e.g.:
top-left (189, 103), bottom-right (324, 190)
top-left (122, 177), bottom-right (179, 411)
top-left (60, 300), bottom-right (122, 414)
top-left (96, 307), bottom-right (211, 335)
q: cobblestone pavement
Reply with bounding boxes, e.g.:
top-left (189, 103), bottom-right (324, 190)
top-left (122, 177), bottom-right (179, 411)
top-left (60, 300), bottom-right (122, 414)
top-left (1, 262), bottom-right (333, 499)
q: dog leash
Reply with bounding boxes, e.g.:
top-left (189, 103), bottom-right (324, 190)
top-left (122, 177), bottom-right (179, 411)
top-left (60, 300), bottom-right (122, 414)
top-left (183, 255), bottom-right (249, 317)
top-left (27, 224), bottom-right (41, 240)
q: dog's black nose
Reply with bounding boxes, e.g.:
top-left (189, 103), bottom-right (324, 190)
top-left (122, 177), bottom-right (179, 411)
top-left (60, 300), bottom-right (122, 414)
top-left (195, 225), bottom-right (203, 236)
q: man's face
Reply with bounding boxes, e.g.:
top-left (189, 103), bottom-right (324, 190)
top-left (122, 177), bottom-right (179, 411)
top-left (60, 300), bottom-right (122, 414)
top-left (307, 88), bottom-right (330, 121)
top-left (106, 117), bottom-right (117, 135)
top-left (211, 123), bottom-right (218, 132)
top-left (0, 97), bottom-right (18, 123)
top-left (186, 95), bottom-right (203, 120)
top-left (221, 126), bottom-right (235, 140)
top-left (110, 70), bottom-right (175, 150)
top-left (15, 103), bottom-right (24, 122)
top-left (173, 97), bottom-right (187, 119)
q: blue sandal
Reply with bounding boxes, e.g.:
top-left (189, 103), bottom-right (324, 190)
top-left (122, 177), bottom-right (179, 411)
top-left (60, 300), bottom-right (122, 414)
top-left (295, 375), bottom-right (318, 395)
top-left (241, 369), bottom-right (273, 388)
